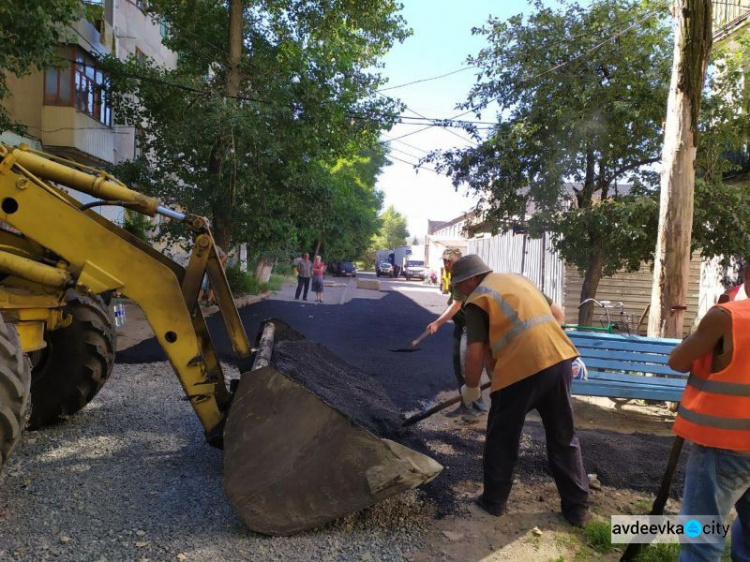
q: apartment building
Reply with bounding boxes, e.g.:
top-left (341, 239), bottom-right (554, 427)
top-left (1, 0), bottom-right (175, 172)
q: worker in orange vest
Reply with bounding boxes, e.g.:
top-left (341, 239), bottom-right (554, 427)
top-left (669, 298), bottom-right (750, 561)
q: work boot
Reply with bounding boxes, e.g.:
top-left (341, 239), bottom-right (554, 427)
top-left (474, 496), bottom-right (507, 517)
top-left (472, 401), bottom-right (489, 413)
top-left (461, 408), bottom-right (486, 424)
top-left (563, 506), bottom-right (592, 528)
top-left (444, 403), bottom-right (470, 418)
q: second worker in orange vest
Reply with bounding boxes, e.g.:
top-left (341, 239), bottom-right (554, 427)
top-left (669, 298), bottom-right (750, 562)
top-left (452, 254), bottom-right (591, 527)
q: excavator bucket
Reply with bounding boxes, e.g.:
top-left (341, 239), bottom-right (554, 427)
top-left (223, 320), bottom-right (442, 536)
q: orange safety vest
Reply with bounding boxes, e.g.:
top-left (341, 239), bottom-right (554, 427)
top-left (466, 273), bottom-right (578, 392)
top-left (673, 300), bottom-right (750, 451)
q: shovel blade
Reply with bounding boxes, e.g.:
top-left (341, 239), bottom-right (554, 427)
top-left (223, 366), bottom-right (442, 535)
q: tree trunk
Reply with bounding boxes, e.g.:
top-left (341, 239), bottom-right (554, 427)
top-left (208, 0), bottom-right (244, 250)
top-left (577, 247), bottom-right (605, 325)
top-left (648, 0), bottom-right (712, 338)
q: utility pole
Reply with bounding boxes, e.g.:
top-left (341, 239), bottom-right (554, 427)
top-left (648, 0), bottom-right (712, 338)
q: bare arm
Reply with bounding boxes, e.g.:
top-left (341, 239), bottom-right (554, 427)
top-left (550, 303), bottom-right (565, 325)
top-left (668, 307), bottom-right (729, 372)
top-left (465, 341), bottom-right (489, 388)
top-left (426, 300), bottom-right (462, 334)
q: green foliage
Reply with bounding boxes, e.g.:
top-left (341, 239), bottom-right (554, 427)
top-left (432, 0), bottom-right (672, 296)
top-left (691, 28), bottom-right (750, 263)
top-left (541, 188), bottom-right (660, 277)
top-left (634, 543), bottom-right (680, 561)
top-left (297, 147), bottom-right (389, 262)
top-left (267, 274), bottom-right (286, 292)
top-left (581, 520), bottom-right (613, 554)
top-left (104, 0), bottom-right (408, 260)
top-left (370, 205), bottom-right (410, 250)
top-left (693, 180), bottom-right (750, 264)
top-left (224, 264), bottom-right (270, 296)
top-left (430, 0), bottom-right (750, 320)
top-left (122, 210), bottom-right (151, 243)
top-left (0, 0), bottom-right (81, 131)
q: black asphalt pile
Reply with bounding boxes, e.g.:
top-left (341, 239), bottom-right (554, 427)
top-left (413, 422), bottom-right (688, 517)
top-left (268, 320), bottom-right (418, 447)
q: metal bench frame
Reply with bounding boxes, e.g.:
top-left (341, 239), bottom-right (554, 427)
top-left (567, 331), bottom-right (685, 402)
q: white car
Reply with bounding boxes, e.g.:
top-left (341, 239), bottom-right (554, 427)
top-left (403, 260), bottom-right (427, 281)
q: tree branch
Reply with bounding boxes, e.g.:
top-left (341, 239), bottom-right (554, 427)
top-left (605, 157), bottom-right (660, 185)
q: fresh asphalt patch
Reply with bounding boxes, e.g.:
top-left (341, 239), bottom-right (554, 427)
top-left (116, 292), bottom-right (686, 515)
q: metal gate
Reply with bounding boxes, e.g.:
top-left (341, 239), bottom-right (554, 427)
top-left (468, 232), bottom-right (564, 305)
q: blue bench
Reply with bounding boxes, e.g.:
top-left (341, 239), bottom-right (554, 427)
top-left (566, 331), bottom-right (687, 402)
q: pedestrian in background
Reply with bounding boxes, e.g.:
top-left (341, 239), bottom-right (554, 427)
top-left (453, 254), bottom-right (590, 527)
top-left (426, 247), bottom-right (488, 422)
top-left (199, 245), bottom-right (227, 306)
top-left (669, 296), bottom-right (750, 562)
top-left (293, 252), bottom-right (312, 301)
top-left (311, 255), bottom-right (326, 303)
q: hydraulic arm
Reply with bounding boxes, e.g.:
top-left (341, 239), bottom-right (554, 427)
top-left (0, 144), bottom-right (251, 444)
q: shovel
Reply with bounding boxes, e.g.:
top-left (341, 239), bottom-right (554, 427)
top-left (403, 381), bottom-right (493, 426)
top-left (620, 435), bottom-right (685, 561)
top-left (391, 328), bottom-right (431, 352)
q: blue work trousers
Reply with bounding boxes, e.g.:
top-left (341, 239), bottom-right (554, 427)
top-left (678, 444), bottom-right (750, 562)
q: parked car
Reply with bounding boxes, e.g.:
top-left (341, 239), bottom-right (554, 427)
top-left (375, 261), bottom-right (393, 277)
top-left (330, 260), bottom-right (357, 277)
top-left (403, 260), bottom-right (427, 281)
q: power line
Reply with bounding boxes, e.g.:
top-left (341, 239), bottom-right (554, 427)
top-left (450, 7), bottom-right (663, 121)
top-left (376, 66), bottom-right (476, 92)
top-left (387, 153), bottom-right (440, 175)
top-left (387, 6), bottom-right (665, 142)
top-left (381, 134), bottom-right (430, 155)
top-left (387, 144), bottom-right (427, 161)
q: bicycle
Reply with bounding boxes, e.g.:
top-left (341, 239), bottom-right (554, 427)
top-left (576, 298), bottom-right (634, 335)
top-left (570, 298), bottom-right (637, 406)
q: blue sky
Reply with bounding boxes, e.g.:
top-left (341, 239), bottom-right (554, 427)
top-left (376, 0), bottom-right (532, 239)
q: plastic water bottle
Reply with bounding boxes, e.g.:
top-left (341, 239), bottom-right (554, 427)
top-left (114, 299), bottom-right (126, 328)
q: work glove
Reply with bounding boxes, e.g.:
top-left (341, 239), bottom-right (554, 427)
top-left (460, 384), bottom-right (481, 408)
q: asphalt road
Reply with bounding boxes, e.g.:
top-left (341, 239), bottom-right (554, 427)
top-left (116, 272), bottom-right (688, 508)
top-left (117, 272), bottom-right (459, 411)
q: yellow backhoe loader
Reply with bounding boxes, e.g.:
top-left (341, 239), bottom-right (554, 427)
top-left (0, 144), bottom-right (441, 535)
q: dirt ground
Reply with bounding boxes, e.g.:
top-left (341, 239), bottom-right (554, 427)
top-left (115, 288), bottom-right (687, 561)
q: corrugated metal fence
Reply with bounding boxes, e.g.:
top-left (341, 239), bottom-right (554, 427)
top-left (468, 232), bottom-right (564, 304)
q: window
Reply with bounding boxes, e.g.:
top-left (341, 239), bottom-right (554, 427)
top-left (135, 47), bottom-right (147, 63)
top-left (134, 127), bottom-right (147, 158)
top-left (44, 46), bottom-right (75, 106)
top-left (74, 50), bottom-right (111, 126)
top-left (136, 0), bottom-right (147, 12)
top-left (44, 47), bottom-right (111, 126)
top-left (159, 19), bottom-right (169, 40)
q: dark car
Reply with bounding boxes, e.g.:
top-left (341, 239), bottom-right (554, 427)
top-left (330, 260), bottom-right (357, 277)
top-left (375, 261), bottom-right (393, 277)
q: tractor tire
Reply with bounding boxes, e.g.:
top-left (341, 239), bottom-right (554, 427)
top-left (0, 315), bottom-right (31, 472)
top-left (28, 295), bottom-right (116, 430)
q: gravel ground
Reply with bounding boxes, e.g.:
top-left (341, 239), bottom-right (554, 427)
top-left (0, 360), bottom-right (435, 562)
top-left (0, 279), bottom-right (689, 561)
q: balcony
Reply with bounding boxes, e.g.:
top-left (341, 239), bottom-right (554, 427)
top-left (41, 106), bottom-right (115, 165)
top-left (713, 0), bottom-right (750, 41)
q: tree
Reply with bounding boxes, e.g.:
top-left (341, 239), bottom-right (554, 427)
top-left (298, 146), bottom-right (389, 261)
top-left (370, 206), bottom-right (410, 251)
top-left (431, 0), bottom-right (672, 324)
top-left (104, 0), bottom-right (408, 260)
top-left (0, 0), bottom-right (81, 131)
top-left (648, 0), bottom-right (712, 337)
top-left (690, 28), bottom-right (750, 261)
